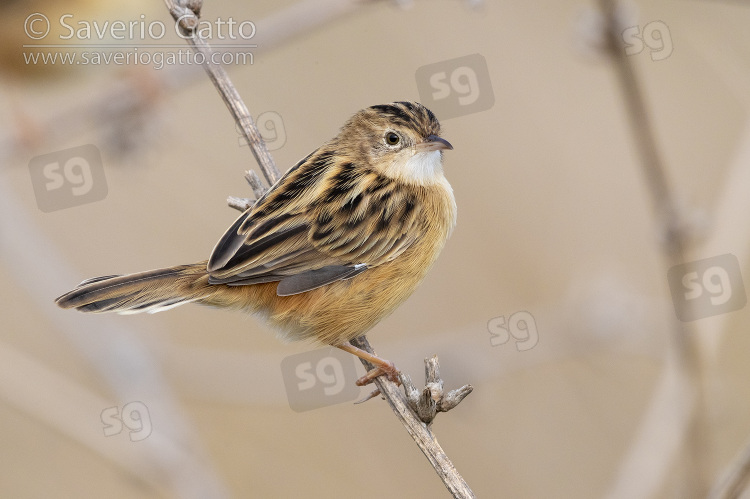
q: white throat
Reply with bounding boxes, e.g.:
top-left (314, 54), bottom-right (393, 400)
top-left (386, 150), bottom-right (445, 186)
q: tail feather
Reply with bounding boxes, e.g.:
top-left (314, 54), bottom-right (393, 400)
top-left (55, 262), bottom-right (211, 314)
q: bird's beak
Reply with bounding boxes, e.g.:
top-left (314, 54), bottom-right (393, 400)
top-left (416, 134), bottom-right (453, 152)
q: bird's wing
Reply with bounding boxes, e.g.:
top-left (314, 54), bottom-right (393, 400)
top-left (206, 149), bottom-right (422, 295)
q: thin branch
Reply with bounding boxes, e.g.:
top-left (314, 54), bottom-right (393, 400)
top-left (163, 1), bottom-right (476, 496)
top-left (244, 170), bottom-right (268, 199)
top-left (227, 170), bottom-right (267, 212)
top-left (350, 337), bottom-right (475, 499)
top-left (226, 196), bottom-right (254, 212)
top-left (164, 0), bottom-right (280, 184)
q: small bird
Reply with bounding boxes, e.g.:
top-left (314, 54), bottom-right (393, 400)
top-left (56, 101), bottom-right (456, 385)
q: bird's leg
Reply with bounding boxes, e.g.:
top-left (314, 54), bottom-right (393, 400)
top-left (337, 342), bottom-right (400, 386)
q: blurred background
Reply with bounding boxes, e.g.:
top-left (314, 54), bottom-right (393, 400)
top-left (1, 0), bottom-right (749, 497)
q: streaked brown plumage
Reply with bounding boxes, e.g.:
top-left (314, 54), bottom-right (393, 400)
top-left (55, 101), bottom-right (456, 382)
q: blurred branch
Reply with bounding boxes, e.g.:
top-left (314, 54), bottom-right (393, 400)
top-left (164, 1), bottom-right (476, 497)
top-left (596, 1), bottom-right (707, 497)
top-left (596, 1), bottom-right (685, 255)
top-left (705, 123), bottom-right (750, 498)
top-left (1, 71), bottom-right (162, 164)
top-left (599, 0), bottom-right (707, 497)
top-left (0, 180), bottom-right (229, 498)
top-left (0, 341), bottom-right (171, 496)
top-left (709, 435), bottom-right (750, 499)
top-left (0, 0), bottom-right (380, 165)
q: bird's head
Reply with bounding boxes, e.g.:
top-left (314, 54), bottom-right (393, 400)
top-left (336, 101), bottom-right (453, 186)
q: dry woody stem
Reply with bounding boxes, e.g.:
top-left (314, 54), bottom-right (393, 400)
top-left (163, 0), bottom-right (475, 497)
top-left (164, 0), bottom-right (280, 185)
top-left (351, 337), bottom-right (475, 498)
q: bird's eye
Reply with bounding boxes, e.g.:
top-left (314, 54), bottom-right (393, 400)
top-left (385, 132), bottom-right (400, 146)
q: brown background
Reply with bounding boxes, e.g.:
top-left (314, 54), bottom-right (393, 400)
top-left (1, 0), bottom-right (750, 497)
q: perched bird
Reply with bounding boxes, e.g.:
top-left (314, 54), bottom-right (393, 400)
top-left (56, 101), bottom-right (457, 384)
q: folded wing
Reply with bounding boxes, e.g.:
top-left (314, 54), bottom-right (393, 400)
top-left (206, 149), bottom-right (421, 295)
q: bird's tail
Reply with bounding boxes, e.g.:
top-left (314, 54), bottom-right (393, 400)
top-left (55, 261), bottom-right (214, 314)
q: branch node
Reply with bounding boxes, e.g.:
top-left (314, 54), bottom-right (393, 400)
top-left (244, 170), bottom-right (268, 198)
top-left (186, 0), bottom-right (203, 17)
top-left (225, 170), bottom-right (267, 211)
top-left (227, 196), bottom-right (255, 212)
top-left (169, 5), bottom-right (199, 31)
top-left (401, 355), bottom-right (473, 425)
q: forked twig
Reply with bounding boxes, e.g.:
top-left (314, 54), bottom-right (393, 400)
top-left (400, 355), bottom-right (473, 426)
top-left (350, 337), bottom-right (475, 498)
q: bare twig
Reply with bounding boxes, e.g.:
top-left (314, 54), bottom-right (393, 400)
top-left (163, 1), bottom-right (475, 496)
top-left (226, 196), bottom-right (254, 212)
top-left (244, 170), bottom-right (268, 199)
top-left (164, 0), bottom-right (280, 184)
top-left (227, 170), bottom-right (268, 212)
top-left (350, 337), bottom-right (475, 498)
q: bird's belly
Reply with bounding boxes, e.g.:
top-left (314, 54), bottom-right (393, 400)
top-left (220, 233), bottom-right (443, 345)
top-left (215, 182), bottom-right (456, 345)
